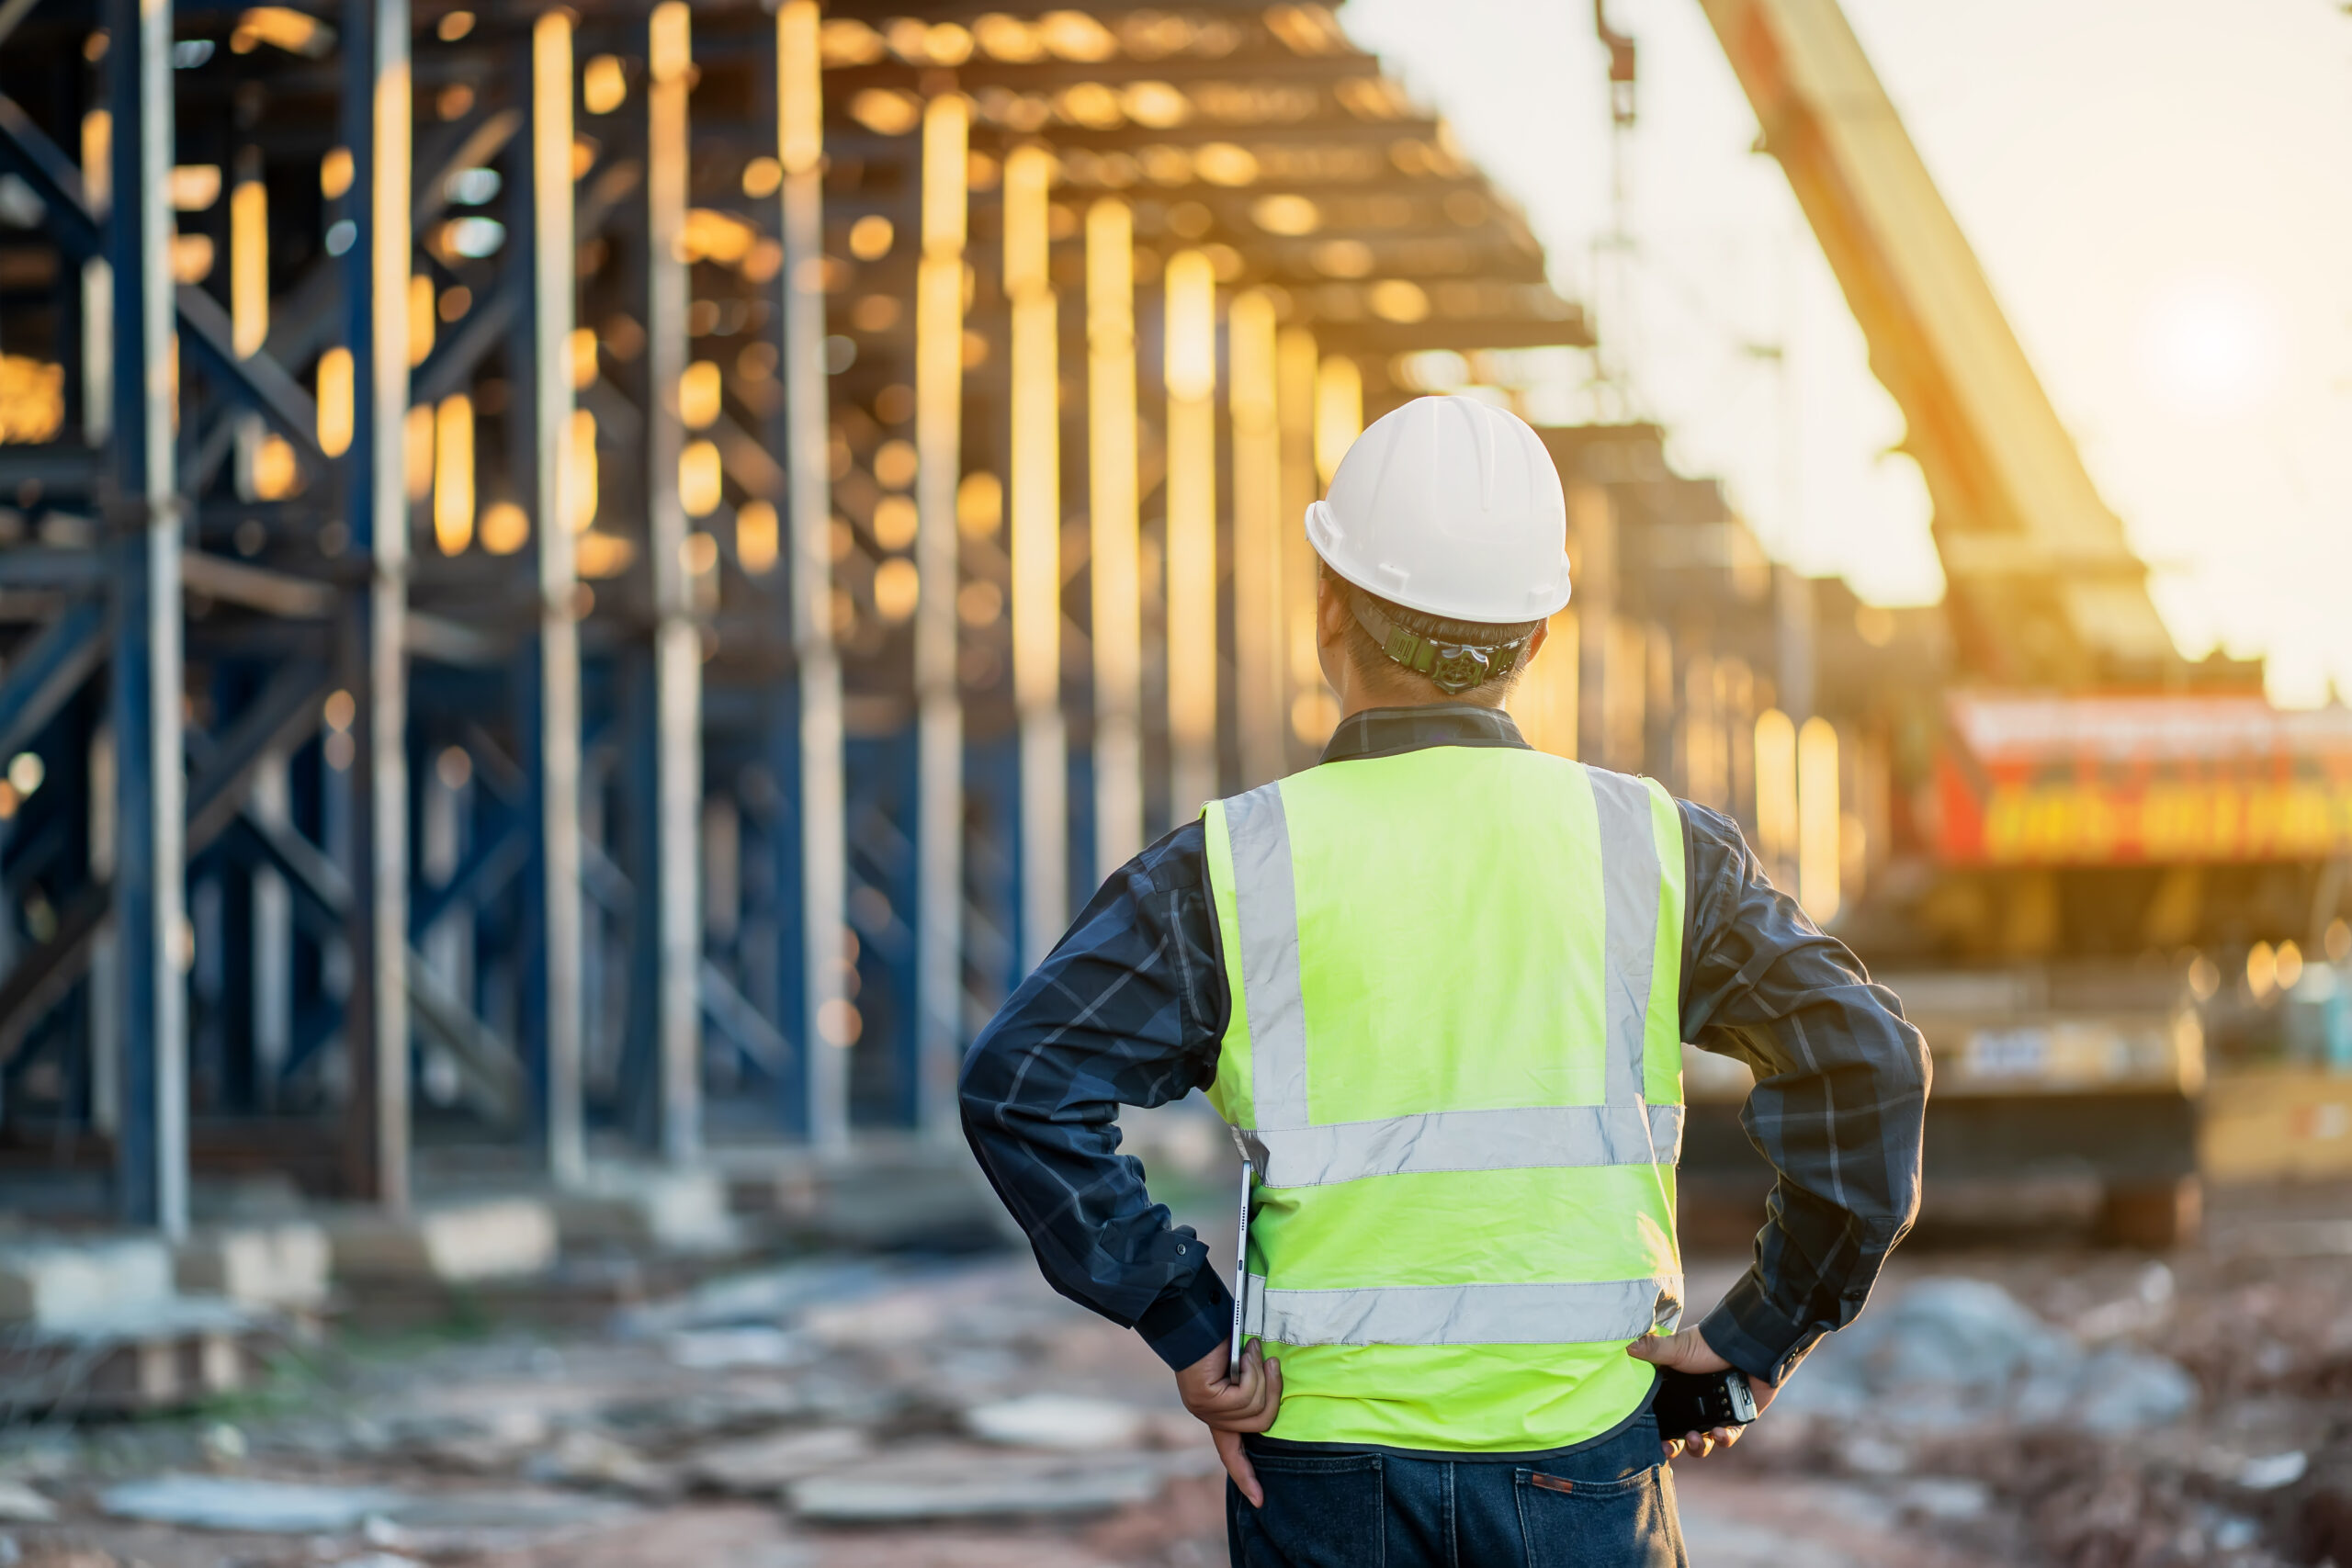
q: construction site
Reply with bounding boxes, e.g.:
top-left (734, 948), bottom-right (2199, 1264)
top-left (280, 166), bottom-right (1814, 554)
top-left (0, 0), bottom-right (2346, 1562)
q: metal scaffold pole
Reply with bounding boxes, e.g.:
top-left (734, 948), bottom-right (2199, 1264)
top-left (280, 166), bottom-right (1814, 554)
top-left (775, 0), bottom-right (847, 1147)
top-left (644, 2), bottom-right (703, 1164)
top-left (914, 92), bottom-right (968, 1135)
top-left (1273, 326), bottom-right (1319, 769)
top-left (338, 0), bottom-right (410, 1212)
top-left (1087, 199), bottom-right (1141, 878)
top-left (105, 0), bottom-right (187, 1236)
top-left (1228, 290), bottom-right (1283, 789)
top-left (1003, 145), bottom-right (1065, 971)
top-left (527, 8), bottom-right (585, 1185)
top-left (1162, 251), bottom-right (1217, 818)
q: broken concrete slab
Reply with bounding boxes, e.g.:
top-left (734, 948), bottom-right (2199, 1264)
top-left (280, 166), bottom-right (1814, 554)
top-left (682, 1427), bottom-right (871, 1495)
top-left (97, 1474), bottom-right (639, 1550)
top-left (0, 1238), bottom-right (174, 1326)
top-left (521, 1427), bottom-right (675, 1498)
top-left (175, 1221), bottom-right (331, 1309)
top-left (966, 1394), bottom-right (1148, 1451)
top-left (1, 1295), bottom-right (267, 1416)
top-left (0, 1478), bottom-right (56, 1522)
top-left (327, 1199), bottom-right (557, 1284)
top-left (718, 1137), bottom-right (1022, 1252)
top-left (100, 1474), bottom-right (405, 1533)
top-left (550, 1166), bottom-right (742, 1256)
top-left (786, 1445), bottom-right (1169, 1522)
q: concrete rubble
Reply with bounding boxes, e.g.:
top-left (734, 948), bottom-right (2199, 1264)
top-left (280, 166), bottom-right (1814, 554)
top-left (1, 1181), bottom-right (2348, 1566)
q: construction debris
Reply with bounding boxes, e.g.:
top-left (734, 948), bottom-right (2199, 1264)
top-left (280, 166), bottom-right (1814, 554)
top-left (326, 1199), bottom-right (559, 1284)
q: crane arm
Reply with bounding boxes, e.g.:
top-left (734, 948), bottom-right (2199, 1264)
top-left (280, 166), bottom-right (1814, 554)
top-left (1694, 0), bottom-right (2177, 686)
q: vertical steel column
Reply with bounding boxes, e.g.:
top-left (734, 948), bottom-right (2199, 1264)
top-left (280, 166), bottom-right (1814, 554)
top-left (1273, 326), bottom-right (1318, 768)
top-left (775, 0), bottom-right (846, 1147)
top-left (645, 2), bottom-right (702, 1163)
top-left (104, 0), bottom-right (187, 1235)
top-left (529, 11), bottom-right (586, 1183)
top-left (913, 93), bottom-right (967, 1134)
top-left (1003, 145), bottom-right (1064, 970)
top-left (1568, 482), bottom-right (1614, 767)
top-left (339, 0), bottom-right (411, 1210)
top-left (1162, 251), bottom-right (1217, 818)
top-left (1227, 290), bottom-right (1282, 788)
top-left (1086, 199), bottom-right (1141, 877)
top-left (249, 750), bottom-right (291, 1104)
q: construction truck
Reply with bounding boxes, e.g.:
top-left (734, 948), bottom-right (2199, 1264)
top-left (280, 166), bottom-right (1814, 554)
top-left (1658, 0), bottom-right (2352, 1245)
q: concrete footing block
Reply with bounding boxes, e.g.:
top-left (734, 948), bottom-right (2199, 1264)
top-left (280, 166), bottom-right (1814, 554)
top-left (718, 1137), bottom-right (1023, 1251)
top-left (548, 1166), bottom-right (742, 1256)
top-left (175, 1223), bottom-right (332, 1310)
top-left (0, 1237), bottom-right (175, 1327)
top-left (328, 1199), bottom-right (558, 1284)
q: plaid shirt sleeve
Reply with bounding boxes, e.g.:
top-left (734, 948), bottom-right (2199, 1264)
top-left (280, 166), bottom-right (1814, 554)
top-left (957, 821), bottom-right (1237, 1372)
top-left (1676, 800), bottom-right (1931, 1386)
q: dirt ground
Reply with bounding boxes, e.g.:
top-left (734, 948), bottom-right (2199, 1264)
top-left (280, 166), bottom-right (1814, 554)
top-left (3, 1180), bottom-right (2349, 1568)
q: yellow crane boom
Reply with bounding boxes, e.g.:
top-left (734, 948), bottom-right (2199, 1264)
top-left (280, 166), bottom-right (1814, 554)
top-left (1695, 0), bottom-right (2181, 688)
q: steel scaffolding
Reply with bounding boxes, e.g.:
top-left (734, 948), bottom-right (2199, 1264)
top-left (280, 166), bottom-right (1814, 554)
top-left (0, 0), bottom-right (1607, 1221)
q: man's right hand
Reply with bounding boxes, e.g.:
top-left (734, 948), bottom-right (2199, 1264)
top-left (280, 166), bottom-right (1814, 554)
top-left (1176, 1340), bottom-right (1284, 1506)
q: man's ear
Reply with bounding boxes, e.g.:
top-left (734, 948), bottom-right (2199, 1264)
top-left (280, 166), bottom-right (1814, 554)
top-left (1314, 574), bottom-right (1351, 648)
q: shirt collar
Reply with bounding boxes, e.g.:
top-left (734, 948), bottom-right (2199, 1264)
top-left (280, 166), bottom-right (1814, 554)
top-left (1317, 704), bottom-right (1533, 766)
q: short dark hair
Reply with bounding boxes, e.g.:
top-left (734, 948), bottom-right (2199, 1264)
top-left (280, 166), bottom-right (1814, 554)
top-left (1320, 560), bottom-right (1547, 698)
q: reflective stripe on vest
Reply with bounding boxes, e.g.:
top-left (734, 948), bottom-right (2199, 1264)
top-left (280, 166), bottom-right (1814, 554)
top-left (1239, 1273), bottom-right (1687, 1348)
top-left (1232, 1101), bottom-right (1685, 1190)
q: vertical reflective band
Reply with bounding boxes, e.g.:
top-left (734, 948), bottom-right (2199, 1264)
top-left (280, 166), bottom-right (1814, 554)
top-left (1589, 770), bottom-right (1661, 1111)
top-left (1226, 781), bottom-right (1309, 1129)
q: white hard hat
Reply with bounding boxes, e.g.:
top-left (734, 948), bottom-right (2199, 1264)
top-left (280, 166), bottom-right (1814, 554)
top-left (1306, 395), bottom-right (1572, 625)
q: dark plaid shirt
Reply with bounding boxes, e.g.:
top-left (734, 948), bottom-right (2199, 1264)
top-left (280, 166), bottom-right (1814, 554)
top-left (959, 705), bottom-right (1928, 1391)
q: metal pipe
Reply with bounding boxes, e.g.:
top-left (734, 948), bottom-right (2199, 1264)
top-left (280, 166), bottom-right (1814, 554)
top-left (775, 0), bottom-right (847, 1147)
top-left (339, 0), bottom-right (412, 1213)
top-left (1227, 289), bottom-right (1282, 788)
top-left (1004, 143), bottom-right (1065, 971)
top-left (1087, 199), bottom-right (1142, 877)
top-left (914, 91), bottom-right (967, 1136)
top-left (1163, 250), bottom-right (1216, 818)
top-left (1273, 326), bottom-right (1319, 766)
top-left (646, 1), bottom-right (703, 1165)
top-left (530, 8), bottom-right (586, 1184)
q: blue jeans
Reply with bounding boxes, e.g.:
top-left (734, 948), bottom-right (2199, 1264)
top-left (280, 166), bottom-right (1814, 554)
top-left (1226, 1410), bottom-right (1686, 1568)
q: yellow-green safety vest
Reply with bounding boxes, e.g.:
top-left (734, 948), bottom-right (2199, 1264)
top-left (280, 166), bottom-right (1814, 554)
top-left (1202, 744), bottom-right (1687, 1452)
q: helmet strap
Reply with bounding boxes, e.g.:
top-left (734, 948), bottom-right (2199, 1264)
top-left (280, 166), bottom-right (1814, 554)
top-left (1347, 592), bottom-right (1528, 696)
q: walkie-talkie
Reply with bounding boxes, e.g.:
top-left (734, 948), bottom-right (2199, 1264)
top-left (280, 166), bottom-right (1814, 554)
top-left (1650, 1367), bottom-right (1759, 1438)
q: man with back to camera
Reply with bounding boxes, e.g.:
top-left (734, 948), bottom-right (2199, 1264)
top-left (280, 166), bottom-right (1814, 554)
top-left (961, 395), bottom-right (1929, 1566)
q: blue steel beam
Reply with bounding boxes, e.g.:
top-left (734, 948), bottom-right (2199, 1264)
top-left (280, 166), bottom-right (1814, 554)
top-left (0, 597), bottom-right (106, 762)
top-left (0, 96), bottom-right (328, 466)
top-left (105, 0), bottom-right (189, 1239)
top-left (339, 0), bottom-right (414, 1210)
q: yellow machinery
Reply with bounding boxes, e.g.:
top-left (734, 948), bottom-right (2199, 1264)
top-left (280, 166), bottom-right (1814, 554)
top-left (1669, 0), bottom-right (2352, 1238)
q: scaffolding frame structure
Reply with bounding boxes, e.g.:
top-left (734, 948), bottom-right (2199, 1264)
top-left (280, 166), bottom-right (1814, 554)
top-left (0, 0), bottom-right (1606, 1228)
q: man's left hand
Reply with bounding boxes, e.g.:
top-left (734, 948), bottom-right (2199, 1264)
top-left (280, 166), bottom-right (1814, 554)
top-left (1626, 1326), bottom-right (1779, 1461)
top-left (1176, 1340), bottom-right (1283, 1506)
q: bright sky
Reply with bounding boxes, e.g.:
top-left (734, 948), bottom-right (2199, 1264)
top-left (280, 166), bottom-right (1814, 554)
top-left (1340, 0), bottom-right (2352, 705)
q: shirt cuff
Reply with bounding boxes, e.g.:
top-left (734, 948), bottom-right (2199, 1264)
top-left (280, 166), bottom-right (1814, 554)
top-left (1135, 1261), bottom-right (1235, 1371)
top-left (1696, 1268), bottom-right (1821, 1387)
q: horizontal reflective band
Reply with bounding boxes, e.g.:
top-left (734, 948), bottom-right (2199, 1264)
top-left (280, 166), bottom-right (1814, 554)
top-left (1236, 1103), bottom-right (1684, 1188)
top-left (1245, 1274), bottom-right (1684, 1348)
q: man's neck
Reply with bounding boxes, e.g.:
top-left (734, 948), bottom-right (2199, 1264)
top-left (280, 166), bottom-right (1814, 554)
top-left (1337, 687), bottom-right (1509, 723)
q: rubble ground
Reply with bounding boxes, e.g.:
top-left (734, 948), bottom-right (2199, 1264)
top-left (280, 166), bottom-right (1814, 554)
top-left (1, 1179), bottom-right (2347, 1568)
